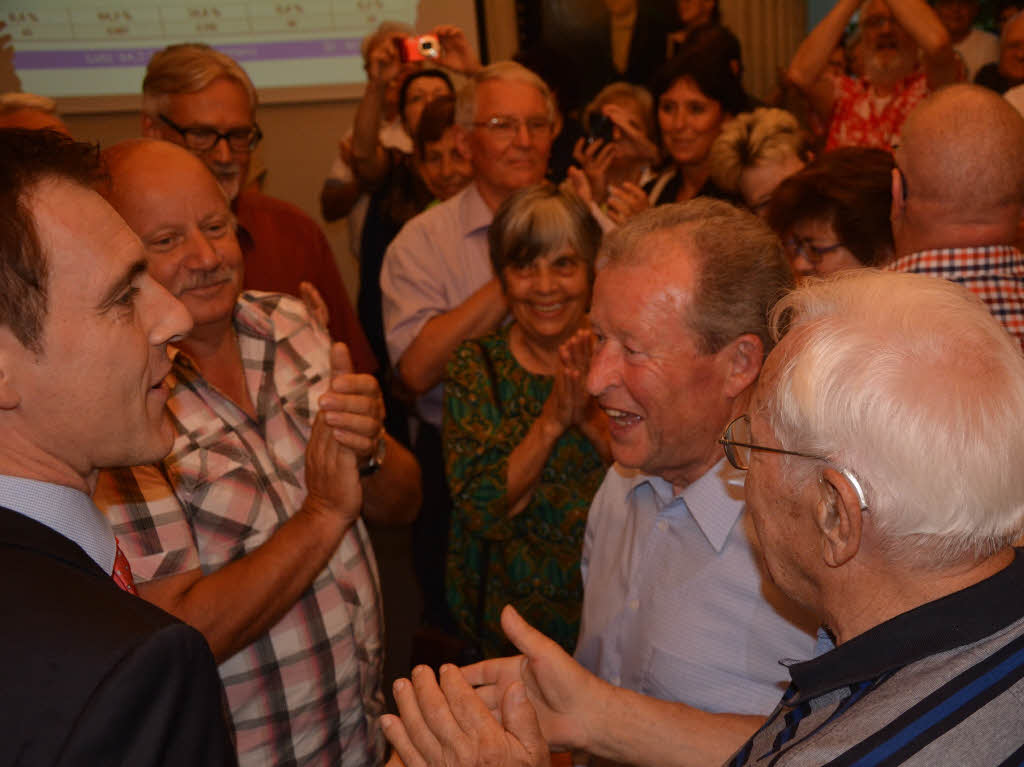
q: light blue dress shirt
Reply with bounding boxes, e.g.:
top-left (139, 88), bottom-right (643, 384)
top-left (574, 459), bottom-right (818, 716)
top-left (0, 473), bottom-right (116, 574)
top-left (381, 182), bottom-right (495, 427)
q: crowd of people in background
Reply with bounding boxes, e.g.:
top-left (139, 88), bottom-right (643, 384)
top-left (2, 0), bottom-right (1024, 765)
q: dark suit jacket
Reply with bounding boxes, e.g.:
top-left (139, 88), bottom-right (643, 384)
top-left (0, 505), bottom-right (237, 766)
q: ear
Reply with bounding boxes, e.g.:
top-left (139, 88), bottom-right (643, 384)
top-left (141, 113), bottom-right (160, 139)
top-left (0, 334), bottom-right (24, 411)
top-left (718, 333), bottom-right (764, 399)
top-left (890, 167), bottom-right (905, 225)
top-left (454, 124), bottom-right (473, 163)
top-left (816, 467), bottom-right (864, 568)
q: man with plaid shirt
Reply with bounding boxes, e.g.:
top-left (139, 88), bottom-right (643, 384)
top-left (887, 84), bottom-right (1024, 352)
top-left (94, 139), bottom-right (421, 767)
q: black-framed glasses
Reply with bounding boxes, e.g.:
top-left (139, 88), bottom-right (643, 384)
top-left (471, 115), bottom-right (553, 143)
top-left (785, 235), bottom-right (849, 266)
top-left (719, 415), bottom-right (869, 510)
top-left (158, 113), bottom-right (263, 152)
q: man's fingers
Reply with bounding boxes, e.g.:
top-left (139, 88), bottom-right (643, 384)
top-left (319, 391), bottom-right (384, 419)
top-left (410, 665), bottom-right (472, 756)
top-left (439, 664), bottom-right (498, 736)
top-left (502, 682), bottom-right (552, 767)
top-left (381, 713), bottom-right (430, 767)
top-left (330, 342), bottom-right (353, 378)
top-left (462, 655), bottom-right (521, 687)
top-left (392, 674), bottom-right (446, 766)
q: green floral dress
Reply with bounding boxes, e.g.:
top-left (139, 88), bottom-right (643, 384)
top-left (443, 326), bottom-right (608, 657)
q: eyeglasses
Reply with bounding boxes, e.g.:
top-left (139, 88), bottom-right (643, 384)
top-left (786, 235), bottom-right (849, 266)
top-left (472, 115), bottom-right (553, 143)
top-left (719, 415), bottom-right (869, 510)
top-left (158, 113), bottom-right (263, 153)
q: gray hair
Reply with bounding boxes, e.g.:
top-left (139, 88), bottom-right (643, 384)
top-left (709, 108), bottom-right (811, 194)
top-left (601, 198), bottom-right (793, 355)
top-left (488, 183), bottom-right (601, 288)
top-left (455, 61), bottom-right (557, 127)
top-left (765, 269), bottom-right (1024, 567)
top-left (142, 43), bottom-right (257, 117)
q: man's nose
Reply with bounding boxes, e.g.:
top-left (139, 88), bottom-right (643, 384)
top-left (207, 135), bottom-right (234, 164)
top-left (185, 230), bottom-right (221, 271)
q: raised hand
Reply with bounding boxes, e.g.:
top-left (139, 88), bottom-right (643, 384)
top-left (305, 353), bottom-right (362, 524)
top-left (461, 605), bottom-right (606, 751)
top-left (602, 103), bottom-right (659, 163)
top-left (606, 182), bottom-right (650, 226)
top-left (432, 24), bottom-right (481, 74)
top-left (318, 342), bottom-right (385, 461)
top-left (572, 136), bottom-right (618, 205)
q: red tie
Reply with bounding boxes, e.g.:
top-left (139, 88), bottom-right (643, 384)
top-left (112, 538), bottom-right (138, 595)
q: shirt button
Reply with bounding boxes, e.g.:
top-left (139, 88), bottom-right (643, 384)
top-left (628, 599), bottom-right (639, 610)
top-left (656, 520), bottom-right (668, 532)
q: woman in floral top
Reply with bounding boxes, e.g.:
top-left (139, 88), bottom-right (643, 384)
top-left (443, 185), bottom-right (610, 657)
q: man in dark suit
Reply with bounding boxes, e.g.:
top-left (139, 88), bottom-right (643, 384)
top-left (0, 128), bottom-right (237, 765)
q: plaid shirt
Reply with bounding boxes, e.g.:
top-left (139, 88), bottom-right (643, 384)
top-left (887, 246), bottom-right (1024, 353)
top-left (95, 292), bottom-right (384, 767)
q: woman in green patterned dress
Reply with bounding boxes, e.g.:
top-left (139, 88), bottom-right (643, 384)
top-left (443, 184), bottom-right (611, 658)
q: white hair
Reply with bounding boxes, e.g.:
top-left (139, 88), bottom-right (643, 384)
top-left (455, 61), bottom-right (556, 127)
top-left (765, 269), bottom-right (1024, 566)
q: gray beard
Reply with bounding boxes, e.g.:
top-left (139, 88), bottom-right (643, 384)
top-left (863, 50), bottom-right (916, 88)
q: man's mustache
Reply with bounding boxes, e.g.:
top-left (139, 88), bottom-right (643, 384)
top-left (179, 266), bottom-right (235, 292)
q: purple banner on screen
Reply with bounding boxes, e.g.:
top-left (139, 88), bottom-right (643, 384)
top-left (15, 37), bottom-right (361, 69)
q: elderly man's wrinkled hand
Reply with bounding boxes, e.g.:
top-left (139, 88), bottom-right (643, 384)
top-left (461, 606), bottom-right (598, 752)
top-left (382, 664), bottom-right (550, 767)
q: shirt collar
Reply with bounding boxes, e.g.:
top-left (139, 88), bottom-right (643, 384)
top-left (170, 292), bottom-right (281, 372)
top-left (0, 474), bottom-right (116, 574)
top-left (889, 245), bottom-right (1024, 277)
top-left (787, 549), bottom-right (1024, 703)
top-left (460, 182), bottom-right (496, 239)
top-left (623, 457), bottom-right (747, 552)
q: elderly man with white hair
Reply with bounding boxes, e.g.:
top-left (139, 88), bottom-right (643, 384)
top-left (378, 268), bottom-right (1024, 767)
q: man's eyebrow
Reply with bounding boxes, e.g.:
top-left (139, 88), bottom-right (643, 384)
top-left (97, 258), bottom-right (147, 312)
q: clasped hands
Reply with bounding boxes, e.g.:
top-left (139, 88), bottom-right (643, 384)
top-left (304, 342), bottom-right (386, 521)
top-left (381, 605), bottom-right (605, 767)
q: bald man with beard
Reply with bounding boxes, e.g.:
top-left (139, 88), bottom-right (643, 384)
top-left (886, 83), bottom-right (1024, 352)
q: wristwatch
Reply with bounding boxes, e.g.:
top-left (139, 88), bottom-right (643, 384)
top-left (359, 434), bottom-right (387, 477)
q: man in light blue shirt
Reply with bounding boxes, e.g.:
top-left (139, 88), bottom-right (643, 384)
top-left (575, 200), bottom-right (818, 723)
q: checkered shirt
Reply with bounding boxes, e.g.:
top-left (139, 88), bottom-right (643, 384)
top-left (888, 246), bottom-right (1024, 353)
top-left (95, 292), bottom-right (385, 767)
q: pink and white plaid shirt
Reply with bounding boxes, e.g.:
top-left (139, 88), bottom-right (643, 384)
top-left (96, 292), bottom-right (385, 767)
top-left (887, 246), bottom-right (1024, 353)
